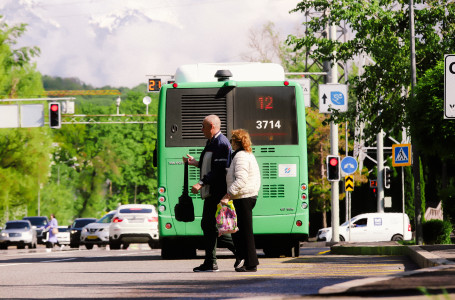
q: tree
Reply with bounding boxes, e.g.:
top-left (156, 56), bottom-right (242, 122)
top-left (0, 17), bottom-right (51, 222)
top-left (288, 0), bottom-right (455, 239)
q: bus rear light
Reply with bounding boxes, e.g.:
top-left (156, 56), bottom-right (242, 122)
top-left (296, 220), bottom-right (303, 226)
top-left (301, 203), bottom-right (308, 209)
top-left (172, 83), bottom-right (178, 88)
top-left (112, 217), bottom-right (123, 223)
top-left (301, 194), bottom-right (307, 200)
top-left (165, 223), bottom-right (172, 229)
top-left (158, 187), bottom-right (165, 194)
top-left (159, 196), bottom-right (166, 203)
top-left (284, 80), bottom-right (289, 86)
top-left (301, 184), bottom-right (307, 191)
top-left (159, 205), bottom-right (166, 212)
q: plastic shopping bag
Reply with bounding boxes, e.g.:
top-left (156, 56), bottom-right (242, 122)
top-left (215, 200), bottom-right (239, 237)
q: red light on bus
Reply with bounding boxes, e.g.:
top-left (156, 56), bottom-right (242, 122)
top-left (296, 220), bottom-right (303, 226)
top-left (172, 83), bottom-right (178, 88)
top-left (165, 223), bottom-right (172, 229)
top-left (284, 81), bottom-right (289, 86)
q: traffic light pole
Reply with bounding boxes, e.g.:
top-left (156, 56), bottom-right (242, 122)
top-left (377, 129), bottom-right (385, 212)
top-left (328, 24), bottom-right (340, 243)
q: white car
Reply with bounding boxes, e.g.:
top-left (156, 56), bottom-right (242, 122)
top-left (317, 212), bottom-right (412, 242)
top-left (80, 211), bottom-right (116, 250)
top-left (43, 226), bottom-right (70, 245)
top-left (0, 220), bottom-right (37, 249)
top-left (109, 204), bottom-right (159, 250)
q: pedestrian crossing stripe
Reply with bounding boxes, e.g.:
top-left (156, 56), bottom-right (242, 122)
top-left (392, 144), bottom-right (412, 167)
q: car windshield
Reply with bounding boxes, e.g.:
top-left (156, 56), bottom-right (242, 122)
top-left (119, 208), bottom-right (153, 214)
top-left (73, 219), bottom-right (95, 228)
top-left (23, 217), bottom-right (47, 226)
top-left (97, 213), bottom-right (115, 224)
top-left (6, 222), bottom-right (30, 229)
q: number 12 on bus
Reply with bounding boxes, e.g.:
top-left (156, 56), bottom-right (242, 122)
top-left (156, 64), bottom-right (309, 259)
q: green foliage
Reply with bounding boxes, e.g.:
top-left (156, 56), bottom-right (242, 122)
top-left (422, 219), bottom-right (453, 245)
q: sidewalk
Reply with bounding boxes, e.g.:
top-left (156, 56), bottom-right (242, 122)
top-left (319, 242), bottom-right (455, 298)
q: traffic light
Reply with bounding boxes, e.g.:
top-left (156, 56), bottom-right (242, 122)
top-left (326, 155), bottom-right (340, 181)
top-left (384, 166), bottom-right (392, 189)
top-left (49, 102), bottom-right (61, 129)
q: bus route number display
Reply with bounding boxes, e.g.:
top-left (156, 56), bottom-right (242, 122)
top-left (148, 79), bottom-right (162, 92)
top-left (234, 86), bottom-right (298, 145)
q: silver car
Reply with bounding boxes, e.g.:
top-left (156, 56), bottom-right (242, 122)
top-left (109, 204), bottom-right (159, 250)
top-left (0, 220), bottom-right (37, 249)
top-left (80, 210), bottom-right (116, 250)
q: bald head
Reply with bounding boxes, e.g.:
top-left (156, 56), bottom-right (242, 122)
top-left (202, 114), bottom-right (221, 139)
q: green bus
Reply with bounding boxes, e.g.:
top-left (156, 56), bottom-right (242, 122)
top-left (156, 63), bottom-right (309, 259)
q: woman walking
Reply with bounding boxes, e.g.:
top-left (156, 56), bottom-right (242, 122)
top-left (220, 129), bottom-right (260, 272)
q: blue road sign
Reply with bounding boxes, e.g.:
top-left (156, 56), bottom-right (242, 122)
top-left (392, 144), bottom-right (412, 166)
top-left (341, 156), bottom-right (358, 175)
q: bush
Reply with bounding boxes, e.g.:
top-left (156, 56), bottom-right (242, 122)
top-left (422, 219), bottom-right (453, 245)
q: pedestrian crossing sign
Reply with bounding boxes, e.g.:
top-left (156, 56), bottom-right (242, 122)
top-left (392, 144), bottom-right (412, 167)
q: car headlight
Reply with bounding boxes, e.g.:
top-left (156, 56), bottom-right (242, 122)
top-left (1, 233), bottom-right (7, 237)
top-left (71, 230), bottom-right (77, 234)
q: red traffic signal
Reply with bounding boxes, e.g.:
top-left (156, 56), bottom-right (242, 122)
top-left (326, 155), bottom-right (340, 181)
top-left (49, 102), bottom-right (61, 129)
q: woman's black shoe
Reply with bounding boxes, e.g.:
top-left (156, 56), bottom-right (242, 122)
top-left (235, 266), bottom-right (257, 272)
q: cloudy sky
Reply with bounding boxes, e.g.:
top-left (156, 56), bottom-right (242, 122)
top-left (1, 0), bottom-right (303, 88)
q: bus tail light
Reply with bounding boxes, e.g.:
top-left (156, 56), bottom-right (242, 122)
top-left (159, 196), bottom-right (166, 203)
top-left (172, 83), bottom-right (178, 88)
top-left (159, 205), bottom-right (166, 212)
top-left (284, 80), bottom-right (289, 86)
top-left (301, 194), bottom-right (307, 200)
top-left (296, 220), bottom-right (303, 226)
top-left (301, 203), bottom-right (308, 209)
top-left (165, 223), bottom-right (172, 229)
top-left (158, 187), bottom-right (166, 194)
top-left (301, 184), bottom-right (307, 191)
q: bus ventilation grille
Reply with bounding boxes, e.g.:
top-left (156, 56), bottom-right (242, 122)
top-left (262, 184), bottom-right (285, 198)
top-left (181, 94), bottom-right (227, 139)
top-left (260, 147), bottom-right (276, 153)
top-left (189, 149), bottom-right (203, 156)
top-left (262, 163), bottom-right (277, 179)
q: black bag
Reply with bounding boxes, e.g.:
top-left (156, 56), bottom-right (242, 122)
top-left (174, 162), bottom-right (195, 222)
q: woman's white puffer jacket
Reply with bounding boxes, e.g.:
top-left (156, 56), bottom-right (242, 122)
top-left (226, 150), bottom-right (261, 199)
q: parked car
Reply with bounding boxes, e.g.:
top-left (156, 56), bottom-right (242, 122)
top-left (22, 216), bottom-right (49, 244)
top-left (109, 204), bottom-right (159, 250)
top-left (316, 212), bottom-right (412, 242)
top-left (80, 211), bottom-right (116, 250)
top-left (0, 220), bottom-right (37, 249)
top-left (69, 218), bottom-right (96, 248)
top-left (43, 226), bottom-right (70, 245)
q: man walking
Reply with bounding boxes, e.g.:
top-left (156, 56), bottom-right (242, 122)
top-left (183, 114), bottom-right (235, 272)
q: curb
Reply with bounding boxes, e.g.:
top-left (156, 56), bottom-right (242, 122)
top-left (319, 243), bottom-right (455, 295)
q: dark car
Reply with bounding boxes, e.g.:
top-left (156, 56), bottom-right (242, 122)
top-left (22, 216), bottom-right (49, 244)
top-left (69, 218), bottom-right (96, 248)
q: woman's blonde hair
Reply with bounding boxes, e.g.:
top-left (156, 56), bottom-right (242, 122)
top-left (231, 129), bottom-right (252, 153)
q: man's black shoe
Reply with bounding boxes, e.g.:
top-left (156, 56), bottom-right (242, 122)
top-left (234, 258), bottom-right (244, 268)
top-left (193, 263), bottom-right (219, 272)
top-left (235, 266), bottom-right (257, 272)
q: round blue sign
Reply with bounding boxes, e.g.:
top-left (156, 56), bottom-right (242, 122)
top-left (341, 156), bottom-right (358, 175)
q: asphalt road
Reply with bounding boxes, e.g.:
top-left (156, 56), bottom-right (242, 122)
top-left (0, 244), bottom-right (419, 299)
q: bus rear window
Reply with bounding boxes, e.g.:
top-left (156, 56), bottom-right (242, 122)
top-left (233, 86), bottom-right (298, 145)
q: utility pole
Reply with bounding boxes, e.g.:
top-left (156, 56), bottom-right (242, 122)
top-left (377, 129), bottom-right (384, 212)
top-left (329, 23), bottom-right (340, 243)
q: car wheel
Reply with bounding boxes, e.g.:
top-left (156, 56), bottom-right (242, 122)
top-left (109, 239), bottom-right (121, 250)
top-left (391, 234), bottom-right (403, 241)
top-left (122, 243), bottom-right (129, 250)
top-left (85, 244), bottom-right (94, 250)
top-left (0, 244), bottom-right (7, 250)
top-left (339, 235), bottom-right (345, 241)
